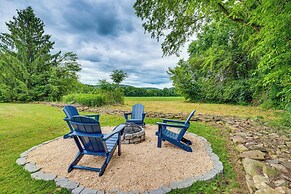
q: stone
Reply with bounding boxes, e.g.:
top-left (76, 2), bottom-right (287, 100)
top-left (160, 185), bottom-right (171, 193)
top-left (20, 151), bottom-right (29, 158)
top-left (80, 188), bottom-right (98, 194)
top-left (31, 171), bottom-right (56, 181)
top-left (274, 180), bottom-right (287, 187)
top-left (245, 174), bottom-right (255, 194)
top-left (169, 182), bottom-right (179, 189)
top-left (270, 164), bottom-right (289, 173)
top-left (280, 161), bottom-right (291, 170)
top-left (24, 163), bottom-right (41, 173)
top-left (240, 150), bottom-right (265, 160)
top-left (242, 158), bottom-right (265, 176)
top-left (175, 178), bottom-right (194, 188)
top-left (16, 158), bottom-right (27, 166)
top-left (148, 188), bottom-right (166, 194)
top-left (72, 186), bottom-right (85, 194)
top-left (60, 180), bottom-right (79, 191)
top-left (236, 144), bottom-right (249, 153)
top-left (263, 165), bottom-right (279, 180)
top-left (231, 135), bottom-right (246, 144)
top-left (254, 186), bottom-right (282, 194)
top-left (253, 175), bottom-right (269, 190)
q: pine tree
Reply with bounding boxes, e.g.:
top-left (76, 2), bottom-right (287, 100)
top-left (0, 6), bottom-right (81, 101)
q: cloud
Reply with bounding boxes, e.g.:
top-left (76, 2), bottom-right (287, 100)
top-left (0, 0), bottom-right (189, 88)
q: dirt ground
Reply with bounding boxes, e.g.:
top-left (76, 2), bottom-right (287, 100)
top-left (27, 125), bottom-right (214, 192)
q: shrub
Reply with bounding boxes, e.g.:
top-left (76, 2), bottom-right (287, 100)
top-left (62, 94), bottom-right (105, 107)
top-left (62, 92), bottom-right (124, 107)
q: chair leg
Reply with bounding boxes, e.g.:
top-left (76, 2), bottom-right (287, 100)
top-left (181, 137), bottom-right (192, 145)
top-left (157, 125), bottom-right (162, 148)
top-left (68, 151), bottom-right (84, 172)
top-left (99, 154), bottom-right (112, 176)
top-left (118, 137), bottom-right (121, 156)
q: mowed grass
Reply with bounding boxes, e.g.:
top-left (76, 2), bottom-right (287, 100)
top-left (110, 97), bottom-right (280, 121)
top-left (0, 103), bottom-right (239, 193)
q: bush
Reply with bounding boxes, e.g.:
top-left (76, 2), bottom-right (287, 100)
top-left (62, 94), bottom-right (105, 107)
top-left (62, 91), bottom-right (124, 107)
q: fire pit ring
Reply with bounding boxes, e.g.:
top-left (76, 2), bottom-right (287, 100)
top-left (121, 123), bottom-right (145, 144)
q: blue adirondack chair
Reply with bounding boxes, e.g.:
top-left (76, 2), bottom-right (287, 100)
top-left (67, 115), bottom-right (125, 176)
top-left (63, 105), bottom-right (99, 139)
top-left (124, 104), bottom-right (146, 126)
top-left (156, 110), bottom-right (196, 152)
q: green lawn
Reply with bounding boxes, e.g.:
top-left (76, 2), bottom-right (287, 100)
top-left (0, 103), bottom-right (239, 193)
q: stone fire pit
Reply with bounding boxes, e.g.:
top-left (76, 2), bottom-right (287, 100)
top-left (121, 123), bottom-right (145, 144)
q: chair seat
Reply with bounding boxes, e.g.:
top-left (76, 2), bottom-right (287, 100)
top-left (127, 119), bottom-right (143, 123)
top-left (161, 128), bottom-right (179, 140)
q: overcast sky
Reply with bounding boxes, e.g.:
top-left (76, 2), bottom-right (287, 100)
top-left (0, 0), bottom-right (190, 88)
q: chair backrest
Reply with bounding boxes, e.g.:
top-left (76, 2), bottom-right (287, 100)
top-left (63, 105), bottom-right (79, 118)
top-left (178, 110), bottom-right (196, 140)
top-left (70, 116), bottom-right (107, 153)
top-left (184, 110), bottom-right (196, 125)
top-left (131, 104), bottom-right (144, 120)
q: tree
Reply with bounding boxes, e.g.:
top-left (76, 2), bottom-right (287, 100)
top-left (0, 6), bottom-right (81, 101)
top-left (135, 0), bottom-right (291, 108)
top-left (110, 69), bottom-right (127, 86)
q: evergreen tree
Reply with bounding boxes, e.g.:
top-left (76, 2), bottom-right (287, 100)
top-left (0, 6), bottom-right (81, 101)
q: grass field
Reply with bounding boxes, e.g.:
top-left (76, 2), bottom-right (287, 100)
top-left (0, 102), bottom-right (240, 193)
top-left (111, 97), bottom-right (281, 121)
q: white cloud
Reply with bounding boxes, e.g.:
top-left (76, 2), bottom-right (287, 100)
top-left (0, 0), bottom-right (190, 89)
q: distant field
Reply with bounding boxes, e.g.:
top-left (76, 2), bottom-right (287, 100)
top-left (114, 97), bottom-right (280, 121)
top-left (125, 96), bottom-right (184, 101)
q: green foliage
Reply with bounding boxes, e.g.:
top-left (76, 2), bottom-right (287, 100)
top-left (62, 91), bottom-right (124, 107)
top-left (62, 93), bottom-right (106, 107)
top-left (135, 0), bottom-right (291, 110)
top-left (110, 70), bottom-right (127, 86)
top-left (0, 7), bottom-right (81, 102)
top-left (123, 86), bottom-right (178, 97)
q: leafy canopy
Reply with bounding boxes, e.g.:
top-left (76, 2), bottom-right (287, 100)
top-left (135, 0), bottom-right (291, 109)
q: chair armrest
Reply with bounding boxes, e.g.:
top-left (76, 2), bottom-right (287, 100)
top-left (102, 124), bottom-right (125, 140)
top-left (124, 112), bottom-right (131, 120)
top-left (156, 122), bottom-right (187, 128)
top-left (84, 114), bottom-right (99, 121)
top-left (71, 131), bottom-right (103, 138)
top-left (64, 117), bottom-right (70, 122)
top-left (142, 112), bottom-right (146, 120)
top-left (162, 118), bottom-right (185, 124)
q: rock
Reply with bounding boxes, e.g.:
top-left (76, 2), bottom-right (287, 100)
top-left (270, 164), bottom-right (289, 173)
top-left (242, 158), bottom-right (265, 176)
top-left (274, 179), bottom-right (287, 187)
top-left (231, 135), bottom-right (246, 144)
top-left (80, 188), bottom-right (98, 194)
top-left (240, 150), bottom-right (265, 160)
top-left (31, 171), bottom-right (56, 181)
top-left (246, 174), bottom-right (255, 194)
top-left (254, 186), bottom-right (282, 194)
top-left (16, 158), bottom-right (27, 166)
top-left (280, 161), bottom-right (291, 170)
top-left (236, 144), bottom-right (249, 153)
top-left (160, 185), bottom-right (171, 193)
top-left (72, 186), bottom-right (85, 194)
top-left (263, 165), bottom-right (279, 180)
top-left (24, 163), bottom-right (41, 173)
top-left (253, 175), bottom-right (269, 190)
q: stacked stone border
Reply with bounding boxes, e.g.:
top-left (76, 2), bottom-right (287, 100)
top-left (16, 128), bottom-right (223, 194)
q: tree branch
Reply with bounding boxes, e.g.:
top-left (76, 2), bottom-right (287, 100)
top-left (217, 3), bottom-right (261, 32)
